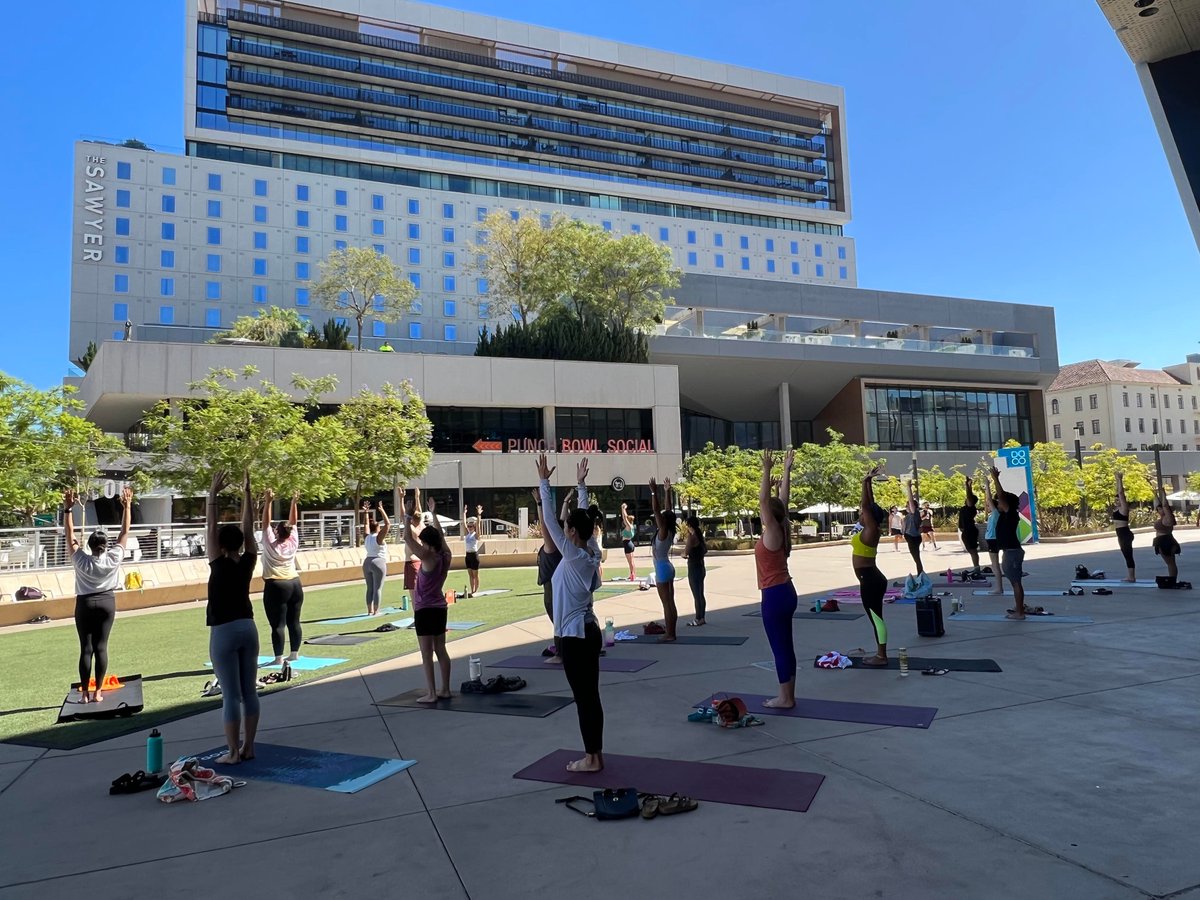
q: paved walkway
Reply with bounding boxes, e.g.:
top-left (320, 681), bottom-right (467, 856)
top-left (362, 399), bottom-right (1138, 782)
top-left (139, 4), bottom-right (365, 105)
top-left (1, 532), bottom-right (1198, 899)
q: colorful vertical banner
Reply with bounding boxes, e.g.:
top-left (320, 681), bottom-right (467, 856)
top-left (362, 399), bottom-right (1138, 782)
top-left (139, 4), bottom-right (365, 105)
top-left (996, 445), bottom-right (1038, 544)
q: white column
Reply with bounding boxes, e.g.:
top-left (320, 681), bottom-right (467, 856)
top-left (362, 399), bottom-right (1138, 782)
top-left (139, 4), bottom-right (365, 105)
top-left (779, 382), bottom-right (793, 448)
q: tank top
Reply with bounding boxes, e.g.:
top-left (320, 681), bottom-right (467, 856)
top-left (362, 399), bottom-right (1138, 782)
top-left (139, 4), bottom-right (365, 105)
top-left (465, 532), bottom-right (479, 553)
top-left (985, 509), bottom-right (1000, 540)
top-left (652, 534), bottom-right (672, 561)
top-left (363, 533), bottom-right (387, 560)
top-left (686, 537), bottom-right (707, 563)
top-left (621, 525), bottom-right (635, 540)
top-left (755, 539), bottom-right (790, 589)
top-left (415, 551), bottom-right (451, 610)
top-left (850, 530), bottom-right (877, 559)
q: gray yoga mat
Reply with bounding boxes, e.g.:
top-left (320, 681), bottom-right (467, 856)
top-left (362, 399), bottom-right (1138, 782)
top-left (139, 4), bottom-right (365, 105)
top-left (971, 590), bottom-right (1069, 597)
top-left (811, 655), bottom-right (1003, 673)
top-left (744, 609), bottom-right (864, 621)
top-left (304, 634), bottom-right (378, 646)
top-left (1070, 580), bottom-right (1159, 588)
top-left (514, 749), bottom-right (824, 813)
top-left (623, 634), bottom-right (748, 646)
top-left (695, 692), bottom-right (937, 728)
top-left (377, 689), bottom-right (573, 718)
top-left (490, 655), bottom-right (656, 673)
top-left (950, 613), bottom-right (1093, 623)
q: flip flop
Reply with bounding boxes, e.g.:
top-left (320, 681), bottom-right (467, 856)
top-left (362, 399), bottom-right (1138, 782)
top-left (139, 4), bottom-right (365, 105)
top-left (1092, 588), bottom-right (1113, 595)
top-left (641, 795), bottom-right (661, 819)
top-left (921, 668), bottom-right (949, 676)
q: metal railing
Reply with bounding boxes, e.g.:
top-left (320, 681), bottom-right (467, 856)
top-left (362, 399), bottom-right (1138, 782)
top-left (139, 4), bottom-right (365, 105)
top-left (666, 326), bottom-right (1037, 358)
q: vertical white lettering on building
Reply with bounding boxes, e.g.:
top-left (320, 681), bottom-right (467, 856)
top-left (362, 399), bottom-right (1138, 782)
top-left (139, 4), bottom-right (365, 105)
top-left (81, 156), bottom-right (106, 261)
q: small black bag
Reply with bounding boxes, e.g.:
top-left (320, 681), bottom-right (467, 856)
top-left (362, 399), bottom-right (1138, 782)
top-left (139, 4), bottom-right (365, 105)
top-left (1156, 575), bottom-right (1177, 589)
top-left (916, 597), bottom-right (945, 637)
top-left (557, 788), bottom-right (641, 820)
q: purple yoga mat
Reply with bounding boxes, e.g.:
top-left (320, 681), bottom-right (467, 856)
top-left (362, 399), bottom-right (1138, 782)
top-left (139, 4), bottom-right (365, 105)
top-left (514, 749), bottom-right (824, 813)
top-left (695, 692), bottom-right (937, 729)
top-left (832, 589), bottom-right (902, 598)
top-left (491, 655), bottom-right (656, 673)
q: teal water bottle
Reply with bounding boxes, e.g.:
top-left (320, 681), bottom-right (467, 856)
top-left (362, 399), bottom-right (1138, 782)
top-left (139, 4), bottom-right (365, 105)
top-left (147, 728), bottom-right (163, 774)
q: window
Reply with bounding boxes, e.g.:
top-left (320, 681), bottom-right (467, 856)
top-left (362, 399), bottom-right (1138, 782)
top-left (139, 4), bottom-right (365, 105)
top-left (408, 199), bottom-right (420, 215)
top-left (443, 203), bottom-right (455, 219)
top-left (555, 407), bottom-right (654, 448)
top-left (253, 258), bottom-right (267, 276)
top-left (113, 303), bottom-right (128, 321)
top-left (113, 274), bottom-right (128, 293)
top-left (373, 219), bottom-right (386, 236)
top-left (714, 254), bottom-right (724, 269)
top-left (659, 227), bottom-right (670, 241)
top-left (159, 305), bottom-right (174, 325)
top-left (1151, 394), bottom-right (1157, 408)
top-left (442, 227), bottom-right (455, 243)
top-left (117, 162), bottom-right (131, 180)
top-left (115, 246), bottom-right (129, 265)
top-left (863, 386), bottom-right (1035, 451)
top-left (739, 235), bottom-right (749, 250)
top-left (296, 236), bottom-right (309, 254)
top-left (334, 240), bottom-right (347, 251)
top-left (373, 243), bottom-right (385, 255)
top-left (252, 285), bottom-right (267, 303)
top-left (687, 252), bottom-right (697, 266)
top-left (1051, 399), bottom-right (1060, 414)
top-left (1124, 418), bottom-right (1131, 432)
top-left (602, 220), bottom-right (612, 231)
top-left (1074, 421), bottom-right (1084, 436)
top-left (207, 200), bottom-right (221, 218)
top-left (687, 230), bottom-right (696, 244)
top-left (253, 205), bottom-right (267, 223)
top-left (112, 331), bottom-right (124, 341)
top-left (444, 324), bottom-right (457, 341)
top-left (161, 221), bottom-right (175, 241)
top-left (295, 287), bottom-right (309, 306)
top-left (1092, 419), bottom-right (1101, 434)
top-left (767, 259), bottom-right (776, 273)
top-left (815, 244), bottom-right (824, 258)
top-left (1074, 397), bottom-right (1083, 412)
top-left (815, 264), bottom-right (824, 277)
top-left (294, 262), bottom-right (309, 280)
top-left (1053, 424), bottom-right (1061, 439)
top-left (160, 250), bottom-right (174, 269)
top-left (160, 194), bottom-right (176, 213)
top-left (443, 299), bottom-right (456, 317)
top-left (1139, 418), bottom-right (1145, 433)
top-left (207, 173), bottom-right (221, 191)
top-left (1193, 396), bottom-right (1198, 410)
top-left (713, 233), bottom-right (724, 248)
top-left (162, 167), bottom-right (176, 186)
top-left (372, 194), bottom-right (385, 211)
top-left (253, 178), bottom-right (267, 197)
top-left (476, 278), bottom-right (488, 294)
top-left (206, 281), bottom-right (221, 300)
top-left (409, 322), bottom-right (422, 340)
top-left (408, 273), bottom-right (421, 289)
top-left (479, 302), bottom-right (490, 319)
top-left (159, 278), bottom-right (174, 297)
top-left (335, 189), bottom-right (347, 206)
top-left (296, 184), bottom-right (309, 201)
top-left (791, 261), bottom-right (800, 275)
top-left (115, 190), bottom-right (130, 208)
top-left (206, 227), bottom-right (221, 245)
top-left (443, 275), bottom-right (456, 292)
top-left (115, 217), bottom-right (130, 236)
top-left (838, 246), bottom-right (847, 260)
top-left (1164, 395), bottom-right (1172, 409)
top-left (790, 241), bottom-right (799, 254)
top-left (206, 253), bottom-right (221, 273)
top-left (1195, 420), bottom-right (1200, 434)
top-left (335, 214), bottom-right (348, 232)
top-left (206, 308), bottom-right (221, 328)
top-left (1087, 394), bottom-right (1098, 410)
top-left (739, 257), bottom-right (750, 271)
top-left (443, 251), bottom-right (456, 268)
top-left (839, 266), bottom-right (848, 279)
top-left (476, 206), bottom-right (487, 221)
top-left (296, 210), bottom-right (309, 227)
top-left (1152, 420), bottom-right (1159, 434)
top-left (1123, 392), bottom-right (1129, 407)
top-left (407, 248), bottom-right (420, 265)
top-left (1137, 393), bottom-right (1143, 407)
top-left (408, 223), bottom-right (420, 240)
top-left (373, 321), bottom-right (386, 338)
top-left (253, 231), bottom-right (267, 250)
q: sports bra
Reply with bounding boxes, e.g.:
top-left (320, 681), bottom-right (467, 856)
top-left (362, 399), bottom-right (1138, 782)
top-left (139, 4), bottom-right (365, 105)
top-left (850, 530), bottom-right (877, 559)
top-left (621, 526), bottom-right (635, 539)
top-left (1112, 510), bottom-right (1130, 526)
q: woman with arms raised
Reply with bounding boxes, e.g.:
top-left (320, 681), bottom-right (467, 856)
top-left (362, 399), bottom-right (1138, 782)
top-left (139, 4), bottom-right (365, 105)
top-left (757, 449), bottom-right (798, 708)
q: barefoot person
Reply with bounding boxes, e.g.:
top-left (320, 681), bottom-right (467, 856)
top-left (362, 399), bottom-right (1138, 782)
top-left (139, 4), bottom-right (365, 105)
top-left (854, 465), bottom-right (890, 666)
top-left (537, 454), bottom-right (605, 773)
top-left (464, 504), bottom-right (483, 597)
top-left (261, 489), bottom-right (303, 667)
top-left (684, 514), bottom-right (708, 626)
top-left (206, 472), bottom-right (259, 764)
top-left (889, 506), bottom-right (904, 552)
top-left (1153, 485), bottom-right (1180, 583)
top-left (920, 501), bottom-right (938, 550)
top-left (402, 487), bottom-right (423, 612)
top-left (649, 477), bottom-right (679, 642)
top-left (403, 492), bottom-right (453, 703)
top-left (959, 476), bottom-right (982, 574)
top-left (532, 487), bottom-right (574, 664)
top-left (903, 480), bottom-right (924, 574)
top-left (990, 467), bottom-right (1026, 620)
top-left (361, 500), bottom-right (390, 616)
top-left (1113, 472), bottom-right (1136, 583)
top-left (64, 486), bottom-right (132, 703)
top-left (757, 449), bottom-right (799, 708)
top-left (983, 473), bottom-right (1006, 596)
top-left (619, 503), bottom-right (638, 580)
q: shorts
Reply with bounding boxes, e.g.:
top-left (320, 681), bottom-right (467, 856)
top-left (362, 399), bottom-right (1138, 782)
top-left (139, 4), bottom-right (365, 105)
top-left (403, 560), bottom-right (419, 591)
top-left (623, 539), bottom-right (636, 555)
top-left (1001, 546), bottom-right (1025, 584)
top-left (414, 606), bottom-right (448, 636)
top-left (920, 524), bottom-right (934, 534)
top-left (654, 559), bottom-right (676, 583)
top-left (889, 528), bottom-right (902, 536)
top-left (961, 526), bottom-right (979, 547)
top-left (986, 538), bottom-right (999, 554)
top-left (1154, 535), bottom-right (1181, 557)
top-left (465, 551), bottom-right (480, 571)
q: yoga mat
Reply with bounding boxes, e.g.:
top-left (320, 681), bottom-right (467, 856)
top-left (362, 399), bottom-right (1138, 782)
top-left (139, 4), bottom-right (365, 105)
top-left (832, 589), bottom-right (902, 598)
top-left (305, 634), bottom-right (378, 646)
top-left (971, 590), bottom-right (1069, 597)
top-left (744, 609), bottom-right (863, 621)
top-left (811, 656), bottom-right (1003, 673)
top-left (623, 634), bottom-right (748, 646)
top-left (1070, 580), bottom-right (1159, 589)
top-left (695, 692), bottom-right (937, 729)
top-left (468, 589), bottom-right (510, 597)
top-left (514, 749), bottom-right (824, 813)
top-left (204, 656), bottom-right (348, 671)
top-left (314, 607), bottom-right (404, 625)
top-left (491, 655), bottom-right (656, 673)
top-left (377, 689), bottom-right (574, 718)
top-left (57, 675), bottom-right (144, 723)
top-left (388, 618), bottom-right (485, 631)
top-left (195, 743), bottom-right (415, 793)
top-left (950, 613), bottom-right (1093, 624)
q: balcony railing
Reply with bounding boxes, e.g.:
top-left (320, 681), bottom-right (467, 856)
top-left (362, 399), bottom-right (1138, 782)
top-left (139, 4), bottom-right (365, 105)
top-left (660, 326), bottom-right (1037, 358)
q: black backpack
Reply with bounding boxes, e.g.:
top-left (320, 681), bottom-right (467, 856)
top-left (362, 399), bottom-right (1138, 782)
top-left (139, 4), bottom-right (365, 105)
top-left (1075, 565), bottom-right (1090, 581)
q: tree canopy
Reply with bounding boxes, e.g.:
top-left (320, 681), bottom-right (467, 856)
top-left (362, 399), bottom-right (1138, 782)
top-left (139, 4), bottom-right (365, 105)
top-left (214, 306), bottom-right (306, 347)
top-left (331, 382), bottom-right (433, 511)
top-left (790, 429), bottom-right (878, 511)
top-left (309, 247), bottom-right (416, 350)
top-left (676, 444), bottom-right (760, 527)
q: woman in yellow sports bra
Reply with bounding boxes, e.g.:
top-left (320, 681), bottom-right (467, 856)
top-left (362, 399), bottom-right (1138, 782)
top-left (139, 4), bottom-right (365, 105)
top-left (854, 464), bottom-right (891, 667)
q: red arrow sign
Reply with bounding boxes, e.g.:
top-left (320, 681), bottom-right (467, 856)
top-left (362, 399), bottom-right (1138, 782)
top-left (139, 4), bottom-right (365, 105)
top-left (472, 439), bottom-right (502, 452)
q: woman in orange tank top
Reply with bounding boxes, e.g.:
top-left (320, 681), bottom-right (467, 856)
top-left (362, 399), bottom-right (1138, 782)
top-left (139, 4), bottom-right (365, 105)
top-left (756, 449), bottom-right (798, 709)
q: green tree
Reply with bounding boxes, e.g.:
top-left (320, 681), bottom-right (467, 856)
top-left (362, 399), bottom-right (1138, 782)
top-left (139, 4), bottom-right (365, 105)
top-left (569, 225), bottom-right (680, 330)
top-left (791, 429), bottom-right (878, 511)
top-left (871, 476), bottom-right (906, 511)
top-left (1028, 441), bottom-right (1083, 529)
top-left (475, 307), bottom-right (649, 363)
top-left (676, 444), bottom-right (760, 532)
top-left (0, 374), bottom-right (122, 525)
top-left (1188, 471), bottom-right (1200, 493)
top-left (214, 306), bottom-right (306, 347)
top-left (331, 382), bottom-right (433, 515)
top-left (309, 247), bottom-right (416, 351)
top-left (306, 318), bottom-right (353, 351)
top-left (470, 211), bottom-right (569, 329)
top-left (1082, 446), bottom-right (1154, 514)
top-left (74, 341), bottom-right (98, 373)
top-left (915, 465), bottom-right (967, 522)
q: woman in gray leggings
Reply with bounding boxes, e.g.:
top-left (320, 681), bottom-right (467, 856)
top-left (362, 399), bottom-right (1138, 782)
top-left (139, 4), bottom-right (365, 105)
top-left (361, 501), bottom-right (390, 615)
top-left (206, 471), bottom-right (260, 765)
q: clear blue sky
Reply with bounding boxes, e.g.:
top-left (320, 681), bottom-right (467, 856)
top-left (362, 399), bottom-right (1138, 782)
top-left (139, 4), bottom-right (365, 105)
top-left (1, 0), bottom-right (1197, 388)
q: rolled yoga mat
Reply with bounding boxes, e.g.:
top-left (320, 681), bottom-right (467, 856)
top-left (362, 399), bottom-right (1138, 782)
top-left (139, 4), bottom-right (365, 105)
top-left (377, 689), bottom-right (574, 718)
top-left (304, 634), bottom-right (378, 646)
top-left (695, 692), bottom-right (937, 729)
top-left (490, 655), bottom-right (656, 673)
top-left (810, 656), bottom-right (1003, 673)
top-left (622, 634), bottom-right (748, 646)
top-left (195, 743), bottom-right (415, 793)
top-left (514, 749), bottom-right (824, 813)
top-left (744, 609), bottom-right (864, 621)
top-left (949, 613), bottom-right (1093, 624)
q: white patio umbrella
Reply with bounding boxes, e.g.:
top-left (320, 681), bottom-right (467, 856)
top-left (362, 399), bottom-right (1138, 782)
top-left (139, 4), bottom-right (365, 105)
top-left (1166, 490), bottom-right (1200, 504)
top-left (797, 503), bottom-right (855, 514)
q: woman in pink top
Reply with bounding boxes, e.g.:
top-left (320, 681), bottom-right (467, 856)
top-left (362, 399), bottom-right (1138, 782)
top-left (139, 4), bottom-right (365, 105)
top-left (261, 489), bottom-right (303, 666)
top-left (757, 449), bottom-right (798, 709)
top-left (403, 491), bottom-right (453, 704)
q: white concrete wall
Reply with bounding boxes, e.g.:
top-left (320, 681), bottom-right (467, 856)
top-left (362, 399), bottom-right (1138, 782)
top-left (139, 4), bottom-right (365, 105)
top-left (1046, 380), bottom-right (1200, 452)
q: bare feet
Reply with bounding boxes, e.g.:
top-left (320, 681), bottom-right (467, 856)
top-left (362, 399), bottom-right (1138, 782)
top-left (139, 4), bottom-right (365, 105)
top-left (1005, 612), bottom-right (1026, 620)
top-left (544, 655), bottom-right (563, 665)
top-left (286, 653), bottom-right (299, 662)
top-left (239, 745), bottom-right (255, 761)
top-left (415, 693), bottom-right (439, 704)
top-left (762, 696), bottom-right (795, 709)
top-left (92, 691), bottom-right (104, 703)
top-left (215, 751), bottom-right (241, 764)
top-left (269, 657), bottom-right (284, 667)
top-left (989, 589), bottom-right (1004, 596)
top-left (686, 619), bottom-right (706, 627)
top-left (1122, 577), bottom-right (1136, 583)
top-left (566, 754), bottom-right (604, 773)
top-left (657, 636), bottom-right (677, 643)
top-left (860, 654), bottom-right (889, 667)
top-left (436, 690), bottom-right (453, 700)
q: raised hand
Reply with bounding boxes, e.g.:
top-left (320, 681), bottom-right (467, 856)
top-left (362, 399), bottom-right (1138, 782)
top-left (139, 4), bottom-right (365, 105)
top-left (783, 448), bottom-right (796, 472)
top-left (762, 449), bottom-right (775, 472)
top-left (529, 489), bottom-right (541, 506)
top-left (63, 489), bottom-right (77, 508)
top-left (535, 453), bottom-right (555, 481)
top-left (264, 488), bottom-right (275, 503)
top-left (426, 496), bottom-right (437, 514)
top-left (210, 470), bottom-right (229, 496)
top-left (476, 505), bottom-right (483, 516)
top-left (377, 500), bottom-right (385, 511)
top-left (576, 458), bottom-right (589, 484)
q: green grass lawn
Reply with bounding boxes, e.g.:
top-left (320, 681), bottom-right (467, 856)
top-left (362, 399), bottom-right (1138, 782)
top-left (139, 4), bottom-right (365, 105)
top-left (0, 566), bottom-right (652, 751)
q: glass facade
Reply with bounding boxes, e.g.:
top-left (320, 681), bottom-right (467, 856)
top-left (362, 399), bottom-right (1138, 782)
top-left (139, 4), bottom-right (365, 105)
top-left (682, 410), bottom-right (781, 452)
top-left (555, 408), bottom-right (654, 448)
top-left (864, 385), bottom-right (1034, 451)
top-left (428, 406), bottom-right (543, 454)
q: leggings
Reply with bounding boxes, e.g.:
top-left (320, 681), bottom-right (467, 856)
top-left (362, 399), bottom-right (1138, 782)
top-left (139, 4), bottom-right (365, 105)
top-left (560, 621), bottom-right (604, 754)
top-left (904, 534), bottom-right (924, 574)
top-left (688, 560), bottom-right (707, 620)
top-left (263, 577), bottom-right (304, 657)
top-left (209, 619), bottom-right (261, 724)
top-left (760, 581), bottom-right (798, 684)
top-left (855, 566), bottom-right (888, 647)
top-left (542, 582), bottom-right (554, 622)
top-left (75, 591), bottom-right (116, 691)
top-left (1116, 527), bottom-right (1135, 570)
top-left (362, 557), bottom-right (387, 611)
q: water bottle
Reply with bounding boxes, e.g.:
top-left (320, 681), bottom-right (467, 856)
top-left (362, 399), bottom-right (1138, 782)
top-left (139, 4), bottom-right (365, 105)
top-left (604, 618), bottom-right (615, 647)
top-left (468, 656), bottom-right (482, 681)
top-left (946, 568), bottom-right (954, 585)
top-left (813, 597), bottom-right (822, 614)
top-left (898, 648), bottom-right (909, 677)
top-left (146, 728), bottom-right (163, 774)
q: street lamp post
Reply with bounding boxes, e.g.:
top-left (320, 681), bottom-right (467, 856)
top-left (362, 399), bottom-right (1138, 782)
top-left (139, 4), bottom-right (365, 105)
top-left (1074, 426), bottom-right (1087, 526)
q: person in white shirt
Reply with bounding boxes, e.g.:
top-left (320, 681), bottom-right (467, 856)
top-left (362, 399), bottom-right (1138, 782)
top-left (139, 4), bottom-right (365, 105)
top-left (64, 486), bottom-right (132, 703)
top-left (464, 504), bottom-right (483, 597)
top-left (537, 454), bottom-right (605, 773)
top-left (261, 489), bottom-right (303, 665)
top-left (361, 501), bottom-right (390, 615)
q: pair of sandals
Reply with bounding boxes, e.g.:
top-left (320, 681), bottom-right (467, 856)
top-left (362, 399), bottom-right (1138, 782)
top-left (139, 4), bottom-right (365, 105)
top-left (27, 615), bottom-right (50, 625)
top-left (109, 770), bottom-right (167, 795)
top-left (641, 793), bottom-right (699, 819)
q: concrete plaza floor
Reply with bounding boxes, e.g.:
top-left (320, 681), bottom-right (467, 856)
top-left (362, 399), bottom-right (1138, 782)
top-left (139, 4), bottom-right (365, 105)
top-left (1, 531), bottom-right (1198, 900)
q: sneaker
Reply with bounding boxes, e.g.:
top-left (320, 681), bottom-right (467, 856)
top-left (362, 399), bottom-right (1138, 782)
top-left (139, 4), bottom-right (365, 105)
top-left (201, 679), bottom-right (222, 697)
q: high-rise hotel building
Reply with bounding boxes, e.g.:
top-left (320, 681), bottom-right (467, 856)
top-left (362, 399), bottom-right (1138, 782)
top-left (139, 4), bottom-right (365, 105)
top-left (70, 0), bottom-right (854, 359)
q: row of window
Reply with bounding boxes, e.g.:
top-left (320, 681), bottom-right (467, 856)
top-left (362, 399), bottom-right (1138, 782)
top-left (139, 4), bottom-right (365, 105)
top-left (1052, 391), bottom-right (1199, 414)
top-left (1054, 417), bottom-right (1200, 439)
top-left (112, 273), bottom-right (482, 299)
top-left (109, 305), bottom-right (463, 342)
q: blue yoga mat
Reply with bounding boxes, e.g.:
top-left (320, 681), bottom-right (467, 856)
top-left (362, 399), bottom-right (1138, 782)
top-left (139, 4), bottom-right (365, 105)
top-left (317, 607), bottom-right (405, 626)
top-left (950, 613), bottom-right (1093, 624)
top-left (194, 743), bottom-right (415, 793)
top-left (204, 656), bottom-right (348, 671)
top-left (388, 618), bottom-right (484, 631)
